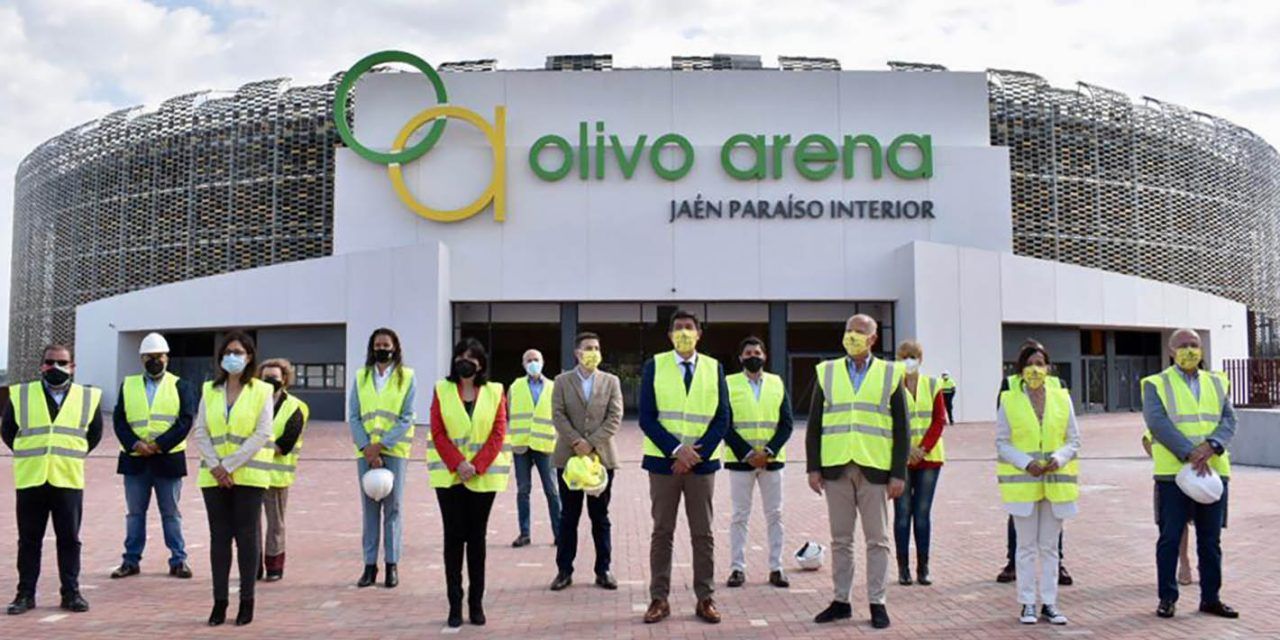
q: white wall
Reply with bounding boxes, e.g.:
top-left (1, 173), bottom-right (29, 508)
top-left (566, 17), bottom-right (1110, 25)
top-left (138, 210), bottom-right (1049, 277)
top-left (75, 244), bottom-right (452, 420)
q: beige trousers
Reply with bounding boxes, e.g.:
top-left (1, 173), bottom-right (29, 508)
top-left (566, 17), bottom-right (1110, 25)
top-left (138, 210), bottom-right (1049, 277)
top-left (263, 487), bottom-right (288, 556)
top-left (825, 463), bottom-right (891, 605)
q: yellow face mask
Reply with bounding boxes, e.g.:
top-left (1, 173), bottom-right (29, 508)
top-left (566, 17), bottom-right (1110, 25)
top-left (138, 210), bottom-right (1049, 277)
top-left (1174, 347), bottom-right (1202, 371)
top-left (1022, 365), bottom-right (1048, 389)
top-left (843, 331), bottom-right (871, 357)
top-left (671, 328), bottom-right (699, 353)
top-left (579, 349), bottom-right (602, 370)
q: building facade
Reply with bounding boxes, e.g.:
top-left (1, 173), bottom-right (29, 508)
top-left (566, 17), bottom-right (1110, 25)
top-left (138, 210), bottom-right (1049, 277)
top-left (11, 54), bottom-right (1270, 419)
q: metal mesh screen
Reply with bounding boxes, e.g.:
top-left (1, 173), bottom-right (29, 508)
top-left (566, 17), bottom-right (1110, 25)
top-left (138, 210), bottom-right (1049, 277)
top-left (9, 76), bottom-right (339, 375)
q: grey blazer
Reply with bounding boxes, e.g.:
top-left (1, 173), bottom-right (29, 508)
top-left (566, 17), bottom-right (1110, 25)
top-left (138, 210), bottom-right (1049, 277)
top-left (551, 368), bottom-right (624, 469)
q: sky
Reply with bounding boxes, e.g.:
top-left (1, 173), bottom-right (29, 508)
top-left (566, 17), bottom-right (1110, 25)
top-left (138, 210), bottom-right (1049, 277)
top-left (3, 0), bottom-right (1280, 363)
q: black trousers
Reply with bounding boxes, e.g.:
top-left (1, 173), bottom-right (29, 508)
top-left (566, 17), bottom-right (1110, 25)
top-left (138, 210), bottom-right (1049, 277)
top-left (16, 484), bottom-right (83, 598)
top-left (202, 486), bottom-right (265, 601)
top-left (942, 391), bottom-right (956, 424)
top-left (556, 469), bottom-right (614, 576)
top-left (435, 486), bottom-right (496, 607)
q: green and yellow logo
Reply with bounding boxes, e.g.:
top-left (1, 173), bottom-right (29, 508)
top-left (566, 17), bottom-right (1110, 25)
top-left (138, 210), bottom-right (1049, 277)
top-left (334, 50), bottom-right (506, 223)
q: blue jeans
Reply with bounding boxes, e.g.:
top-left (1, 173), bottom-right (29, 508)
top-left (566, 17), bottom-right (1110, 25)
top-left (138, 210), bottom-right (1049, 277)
top-left (358, 456), bottom-right (407, 565)
top-left (1157, 479), bottom-right (1227, 604)
top-left (893, 466), bottom-right (940, 559)
top-left (514, 450), bottom-right (561, 539)
top-left (122, 471), bottom-right (187, 567)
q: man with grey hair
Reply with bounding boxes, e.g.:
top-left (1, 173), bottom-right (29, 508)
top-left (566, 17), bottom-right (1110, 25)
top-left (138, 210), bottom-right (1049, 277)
top-left (509, 348), bottom-right (561, 548)
top-left (1142, 328), bottom-right (1237, 620)
top-left (807, 314), bottom-right (909, 630)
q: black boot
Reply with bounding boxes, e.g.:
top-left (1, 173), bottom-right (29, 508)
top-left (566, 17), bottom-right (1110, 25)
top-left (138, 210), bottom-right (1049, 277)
top-left (469, 596), bottom-right (486, 626)
top-left (235, 598), bottom-right (254, 626)
top-left (208, 599), bottom-right (228, 626)
top-left (357, 564), bottom-right (378, 588)
top-left (897, 555), bottom-right (913, 586)
top-left (446, 568), bottom-right (464, 627)
top-left (917, 553), bottom-right (932, 586)
top-left (384, 563), bottom-right (399, 589)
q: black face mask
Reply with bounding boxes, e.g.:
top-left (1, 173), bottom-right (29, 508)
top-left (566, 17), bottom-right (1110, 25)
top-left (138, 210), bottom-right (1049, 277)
top-left (741, 356), bottom-right (765, 373)
top-left (452, 359), bottom-right (478, 379)
top-left (373, 349), bottom-right (395, 364)
top-left (264, 377), bottom-right (283, 392)
top-left (43, 367), bottom-right (71, 387)
top-left (144, 358), bottom-right (166, 377)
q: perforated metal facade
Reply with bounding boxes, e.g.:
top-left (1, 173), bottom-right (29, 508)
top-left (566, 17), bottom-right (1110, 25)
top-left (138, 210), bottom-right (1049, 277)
top-left (10, 62), bottom-right (1280, 373)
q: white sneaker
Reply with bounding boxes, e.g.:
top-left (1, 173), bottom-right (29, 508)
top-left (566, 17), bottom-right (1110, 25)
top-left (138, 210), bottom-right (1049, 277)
top-left (1041, 604), bottom-right (1068, 625)
top-left (1019, 604), bottom-right (1037, 624)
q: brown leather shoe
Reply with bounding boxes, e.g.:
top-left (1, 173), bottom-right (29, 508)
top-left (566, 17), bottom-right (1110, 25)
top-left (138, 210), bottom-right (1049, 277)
top-left (643, 599), bottom-right (670, 624)
top-left (696, 598), bottom-right (722, 624)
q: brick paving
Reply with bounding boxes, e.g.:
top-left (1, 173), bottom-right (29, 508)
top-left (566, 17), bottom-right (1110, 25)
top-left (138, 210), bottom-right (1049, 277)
top-left (0, 412), bottom-right (1277, 639)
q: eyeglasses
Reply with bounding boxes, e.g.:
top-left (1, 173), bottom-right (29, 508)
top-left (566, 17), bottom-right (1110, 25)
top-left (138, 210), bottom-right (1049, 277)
top-left (44, 359), bottom-right (70, 367)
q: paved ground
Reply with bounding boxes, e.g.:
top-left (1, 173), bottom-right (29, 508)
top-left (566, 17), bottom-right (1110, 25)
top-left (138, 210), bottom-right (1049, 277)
top-left (0, 412), bottom-right (1276, 639)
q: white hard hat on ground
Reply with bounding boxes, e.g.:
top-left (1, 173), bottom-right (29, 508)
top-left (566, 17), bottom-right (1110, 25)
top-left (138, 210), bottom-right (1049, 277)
top-left (139, 332), bottom-right (170, 355)
top-left (795, 541), bottom-right (826, 571)
top-left (362, 468), bottom-right (395, 502)
top-left (1175, 463), bottom-right (1223, 505)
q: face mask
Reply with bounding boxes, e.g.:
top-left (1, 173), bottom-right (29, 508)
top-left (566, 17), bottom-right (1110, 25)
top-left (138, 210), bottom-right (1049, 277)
top-left (263, 377), bottom-right (283, 392)
top-left (144, 358), bottom-right (166, 377)
top-left (843, 331), bottom-right (871, 357)
top-left (1175, 347), bottom-right (1202, 371)
top-left (42, 366), bottom-right (71, 388)
top-left (452, 359), bottom-right (478, 379)
top-left (373, 349), bottom-right (394, 364)
top-left (579, 350), bottom-right (602, 370)
top-left (221, 353), bottom-right (247, 375)
top-left (525, 360), bottom-right (544, 377)
top-left (903, 357), bottom-right (920, 374)
top-left (670, 328), bottom-right (699, 353)
top-left (741, 356), bottom-right (765, 373)
top-left (1022, 365), bottom-right (1048, 389)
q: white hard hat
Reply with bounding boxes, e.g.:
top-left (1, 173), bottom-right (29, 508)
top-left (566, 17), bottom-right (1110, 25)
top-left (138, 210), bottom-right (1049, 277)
top-left (941, 370), bottom-right (951, 377)
top-left (361, 468), bottom-right (395, 502)
top-left (1175, 463), bottom-right (1223, 505)
top-left (139, 332), bottom-right (170, 355)
top-left (795, 541), bottom-right (826, 571)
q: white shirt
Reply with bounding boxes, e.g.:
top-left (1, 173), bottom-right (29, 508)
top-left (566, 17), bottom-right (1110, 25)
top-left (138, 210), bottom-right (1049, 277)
top-left (746, 374), bottom-right (763, 399)
top-left (373, 364), bottom-right (394, 392)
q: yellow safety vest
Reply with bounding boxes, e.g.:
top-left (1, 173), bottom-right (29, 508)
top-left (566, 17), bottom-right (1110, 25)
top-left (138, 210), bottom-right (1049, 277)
top-left (1143, 366), bottom-right (1231, 479)
top-left (268, 394), bottom-right (310, 488)
top-left (996, 387), bottom-right (1079, 503)
top-left (10, 382), bottom-right (101, 490)
top-left (939, 377), bottom-right (957, 392)
top-left (196, 380), bottom-right (275, 489)
top-left (906, 374), bottom-right (944, 463)
top-left (643, 351), bottom-right (722, 461)
top-left (427, 380), bottom-right (510, 492)
top-left (120, 373), bottom-right (185, 455)
top-left (817, 357), bottom-right (903, 471)
top-left (725, 372), bottom-right (786, 463)
top-left (354, 366), bottom-right (415, 459)
top-left (508, 376), bottom-right (556, 454)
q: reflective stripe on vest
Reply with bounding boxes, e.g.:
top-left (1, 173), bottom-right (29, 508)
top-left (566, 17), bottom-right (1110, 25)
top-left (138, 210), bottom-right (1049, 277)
top-left (1143, 366), bottom-right (1231, 479)
top-left (906, 374), bottom-right (944, 464)
top-left (642, 352), bottom-right (722, 461)
top-left (269, 394), bottom-right (310, 488)
top-left (11, 382), bottom-right (101, 490)
top-left (725, 372), bottom-right (786, 463)
top-left (508, 376), bottom-right (556, 453)
top-left (354, 366), bottom-right (416, 459)
top-left (996, 387), bottom-right (1079, 504)
top-left (427, 380), bottom-right (510, 492)
top-left (121, 373), bottom-right (185, 455)
top-left (817, 357), bottom-right (903, 471)
top-left (196, 380), bottom-right (275, 489)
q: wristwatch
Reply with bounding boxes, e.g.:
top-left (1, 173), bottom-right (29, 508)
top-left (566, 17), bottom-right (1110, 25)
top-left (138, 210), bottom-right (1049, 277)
top-left (1207, 439), bottom-right (1225, 456)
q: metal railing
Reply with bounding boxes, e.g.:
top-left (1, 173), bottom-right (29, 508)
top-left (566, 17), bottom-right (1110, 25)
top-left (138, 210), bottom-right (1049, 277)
top-left (1223, 359), bottom-right (1280, 407)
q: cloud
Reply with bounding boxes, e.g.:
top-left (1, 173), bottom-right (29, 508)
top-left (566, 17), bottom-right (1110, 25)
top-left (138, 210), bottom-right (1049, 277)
top-left (3, 0), bottom-right (1280, 363)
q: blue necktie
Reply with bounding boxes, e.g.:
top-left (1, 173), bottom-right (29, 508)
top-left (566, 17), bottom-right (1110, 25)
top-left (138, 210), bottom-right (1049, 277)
top-left (682, 361), bottom-right (693, 391)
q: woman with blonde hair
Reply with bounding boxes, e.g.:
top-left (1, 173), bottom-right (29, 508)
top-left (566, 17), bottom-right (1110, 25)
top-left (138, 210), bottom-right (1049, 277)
top-left (893, 340), bottom-right (948, 587)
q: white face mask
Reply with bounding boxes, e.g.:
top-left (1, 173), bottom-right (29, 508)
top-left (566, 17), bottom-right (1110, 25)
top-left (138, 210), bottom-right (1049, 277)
top-left (525, 360), bottom-right (544, 377)
top-left (903, 358), bottom-right (920, 374)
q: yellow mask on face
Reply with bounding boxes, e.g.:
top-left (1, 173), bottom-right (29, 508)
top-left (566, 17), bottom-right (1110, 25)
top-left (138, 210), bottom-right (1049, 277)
top-left (579, 350), bottom-right (602, 370)
top-left (1022, 365), bottom-right (1048, 389)
top-left (671, 329), bottom-right (699, 353)
top-left (843, 331), bottom-right (871, 357)
top-left (1174, 347), bottom-right (1202, 371)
